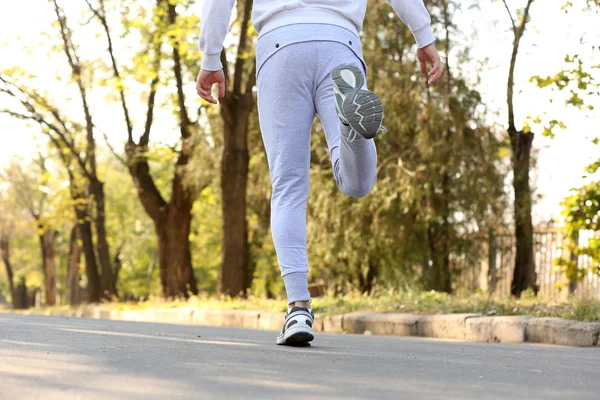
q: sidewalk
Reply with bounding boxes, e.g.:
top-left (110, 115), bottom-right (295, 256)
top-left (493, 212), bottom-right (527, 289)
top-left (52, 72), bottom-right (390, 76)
top-left (11, 306), bottom-right (600, 347)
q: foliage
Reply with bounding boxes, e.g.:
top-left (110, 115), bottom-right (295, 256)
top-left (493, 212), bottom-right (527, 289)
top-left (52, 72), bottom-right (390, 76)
top-left (532, 1), bottom-right (600, 283)
top-left (560, 162), bottom-right (600, 280)
top-left (305, 1), bottom-right (506, 294)
top-left (530, 55), bottom-right (599, 137)
top-left (1, 154), bottom-right (73, 302)
top-left (0, 192), bottom-right (42, 293)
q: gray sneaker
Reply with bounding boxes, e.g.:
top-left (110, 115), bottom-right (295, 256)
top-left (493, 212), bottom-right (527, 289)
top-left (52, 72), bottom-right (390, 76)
top-left (276, 306), bottom-right (314, 346)
top-left (331, 64), bottom-right (385, 140)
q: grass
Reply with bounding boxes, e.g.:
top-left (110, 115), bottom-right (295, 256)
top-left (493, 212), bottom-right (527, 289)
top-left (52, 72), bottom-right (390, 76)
top-left (17, 289), bottom-right (600, 322)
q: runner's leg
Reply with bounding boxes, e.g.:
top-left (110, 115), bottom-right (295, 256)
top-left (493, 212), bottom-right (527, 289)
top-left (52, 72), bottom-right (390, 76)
top-left (315, 42), bottom-right (378, 198)
top-left (257, 42), bottom-right (317, 305)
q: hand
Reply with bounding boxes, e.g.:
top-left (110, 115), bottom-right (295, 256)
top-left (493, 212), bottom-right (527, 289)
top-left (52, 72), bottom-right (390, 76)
top-left (417, 43), bottom-right (443, 85)
top-left (196, 69), bottom-right (226, 104)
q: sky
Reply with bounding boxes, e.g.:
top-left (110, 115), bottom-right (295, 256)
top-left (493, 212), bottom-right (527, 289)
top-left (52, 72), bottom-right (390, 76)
top-left (0, 0), bottom-right (598, 224)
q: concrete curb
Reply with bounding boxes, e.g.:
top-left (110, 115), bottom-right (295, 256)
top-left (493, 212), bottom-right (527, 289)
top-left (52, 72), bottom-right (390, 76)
top-left (344, 313), bottom-right (421, 336)
top-left (13, 307), bottom-right (600, 348)
top-left (466, 316), bottom-right (531, 344)
top-left (526, 318), bottom-right (600, 347)
top-left (417, 313), bottom-right (481, 340)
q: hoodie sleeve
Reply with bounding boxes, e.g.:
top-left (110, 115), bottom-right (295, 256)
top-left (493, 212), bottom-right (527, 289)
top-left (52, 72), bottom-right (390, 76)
top-left (386, 0), bottom-right (435, 48)
top-left (199, 0), bottom-right (236, 71)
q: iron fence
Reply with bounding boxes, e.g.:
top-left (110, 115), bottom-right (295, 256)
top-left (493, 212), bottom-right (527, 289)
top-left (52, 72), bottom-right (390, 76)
top-left (456, 227), bottom-right (600, 299)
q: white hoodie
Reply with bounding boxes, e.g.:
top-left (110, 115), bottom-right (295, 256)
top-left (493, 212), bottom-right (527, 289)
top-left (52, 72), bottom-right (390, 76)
top-left (200, 0), bottom-right (435, 71)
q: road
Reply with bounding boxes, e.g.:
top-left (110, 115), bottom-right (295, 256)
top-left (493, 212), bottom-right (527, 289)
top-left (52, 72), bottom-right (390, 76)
top-left (0, 314), bottom-right (599, 400)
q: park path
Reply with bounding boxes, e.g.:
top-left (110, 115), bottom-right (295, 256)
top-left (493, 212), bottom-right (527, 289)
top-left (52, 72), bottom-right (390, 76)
top-left (0, 314), bottom-right (599, 399)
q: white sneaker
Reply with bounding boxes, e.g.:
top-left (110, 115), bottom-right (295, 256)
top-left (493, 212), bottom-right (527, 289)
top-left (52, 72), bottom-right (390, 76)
top-left (276, 306), bottom-right (314, 346)
top-left (331, 64), bottom-right (385, 140)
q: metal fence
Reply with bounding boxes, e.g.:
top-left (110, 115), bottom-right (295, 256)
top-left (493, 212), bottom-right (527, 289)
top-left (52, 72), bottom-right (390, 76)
top-left (456, 227), bottom-right (600, 299)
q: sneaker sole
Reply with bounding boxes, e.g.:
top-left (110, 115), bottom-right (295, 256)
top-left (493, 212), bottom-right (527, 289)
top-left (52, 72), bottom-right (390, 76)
top-left (283, 331), bottom-right (314, 346)
top-left (331, 64), bottom-right (384, 140)
top-left (276, 327), bottom-right (314, 346)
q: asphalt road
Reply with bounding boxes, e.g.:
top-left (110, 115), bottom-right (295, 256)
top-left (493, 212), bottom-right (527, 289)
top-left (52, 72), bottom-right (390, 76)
top-left (1, 313), bottom-right (599, 400)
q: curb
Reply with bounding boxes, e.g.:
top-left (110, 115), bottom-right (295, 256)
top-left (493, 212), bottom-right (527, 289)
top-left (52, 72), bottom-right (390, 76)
top-left (11, 307), bottom-right (600, 348)
top-left (526, 318), bottom-right (600, 347)
top-left (344, 313), bottom-right (421, 336)
top-left (417, 313), bottom-right (481, 340)
top-left (465, 316), bottom-right (531, 344)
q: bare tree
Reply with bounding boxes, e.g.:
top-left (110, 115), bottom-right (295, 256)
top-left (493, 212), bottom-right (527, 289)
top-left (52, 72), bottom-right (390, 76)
top-left (502, 0), bottom-right (538, 297)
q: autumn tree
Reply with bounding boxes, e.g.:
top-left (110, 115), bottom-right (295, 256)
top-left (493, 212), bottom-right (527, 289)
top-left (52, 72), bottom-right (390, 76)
top-left (0, 197), bottom-right (17, 308)
top-left (0, 0), bottom-right (119, 301)
top-left (2, 155), bottom-right (60, 306)
top-left (0, 193), bottom-right (37, 309)
top-left (85, 0), bottom-right (222, 297)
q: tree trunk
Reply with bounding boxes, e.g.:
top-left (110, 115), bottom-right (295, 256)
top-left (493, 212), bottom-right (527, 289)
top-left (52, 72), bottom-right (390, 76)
top-left (77, 210), bottom-right (103, 303)
top-left (0, 234), bottom-right (16, 308)
top-left (427, 223), bottom-right (452, 293)
top-left (113, 244), bottom-right (123, 291)
top-left (440, 173), bottom-right (453, 293)
top-left (67, 226), bottom-right (82, 306)
top-left (219, 119), bottom-right (250, 297)
top-left (90, 178), bottom-right (116, 298)
top-left (425, 173), bottom-right (452, 293)
top-left (14, 278), bottom-right (28, 310)
top-left (509, 129), bottom-right (537, 297)
top-left (126, 150), bottom-right (200, 298)
top-left (503, 0), bottom-right (536, 298)
top-left (358, 259), bottom-right (378, 294)
top-left (155, 205), bottom-right (198, 298)
top-left (217, 0), bottom-right (255, 298)
top-left (437, 1), bottom-right (453, 295)
top-left (39, 229), bottom-right (59, 306)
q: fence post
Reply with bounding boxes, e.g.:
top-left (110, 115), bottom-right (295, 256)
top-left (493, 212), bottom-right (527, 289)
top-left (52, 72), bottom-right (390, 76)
top-left (568, 230), bottom-right (580, 295)
top-left (488, 230), bottom-right (498, 294)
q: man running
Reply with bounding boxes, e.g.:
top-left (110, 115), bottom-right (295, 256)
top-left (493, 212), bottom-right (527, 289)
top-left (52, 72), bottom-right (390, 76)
top-left (198, 0), bottom-right (443, 346)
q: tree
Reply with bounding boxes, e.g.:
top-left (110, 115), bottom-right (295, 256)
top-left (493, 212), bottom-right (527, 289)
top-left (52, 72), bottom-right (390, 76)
top-left (66, 226), bottom-right (82, 305)
top-left (3, 155), bottom-right (61, 306)
top-left (216, 0), bottom-right (257, 297)
top-left (50, 0), bottom-right (116, 298)
top-left (502, 0), bottom-right (538, 297)
top-left (0, 74), bottom-right (105, 303)
top-left (0, 194), bottom-right (34, 309)
top-left (508, 0), bottom-right (599, 296)
top-left (561, 166), bottom-right (600, 282)
top-left (86, 0), bottom-right (217, 297)
top-left (304, 0), bottom-right (506, 294)
top-left (0, 0), bottom-right (119, 301)
top-left (0, 203), bottom-right (17, 308)
top-left (536, 1), bottom-right (600, 291)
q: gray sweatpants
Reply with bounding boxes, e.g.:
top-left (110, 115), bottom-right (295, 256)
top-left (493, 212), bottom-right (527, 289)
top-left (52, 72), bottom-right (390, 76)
top-left (256, 24), bottom-right (378, 304)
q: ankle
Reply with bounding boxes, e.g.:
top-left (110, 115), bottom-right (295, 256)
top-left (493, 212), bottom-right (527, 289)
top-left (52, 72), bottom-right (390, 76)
top-left (290, 301), bottom-right (311, 308)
